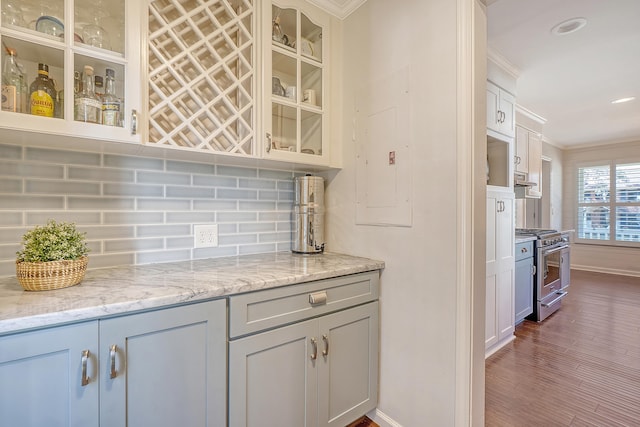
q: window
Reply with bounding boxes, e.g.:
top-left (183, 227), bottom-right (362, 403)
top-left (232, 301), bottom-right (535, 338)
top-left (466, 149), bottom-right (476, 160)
top-left (577, 161), bottom-right (640, 244)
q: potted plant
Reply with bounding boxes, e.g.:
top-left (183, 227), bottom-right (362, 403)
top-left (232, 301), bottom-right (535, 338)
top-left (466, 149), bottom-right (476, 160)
top-left (16, 220), bottom-right (90, 291)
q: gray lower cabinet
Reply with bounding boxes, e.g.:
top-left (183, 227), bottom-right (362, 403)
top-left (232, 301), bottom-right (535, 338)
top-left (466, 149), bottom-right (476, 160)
top-left (514, 241), bottom-right (534, 323)
top-left (228, 272), bottom-right (380, 427)
top-left (0, 322), bottom-right (99, 427)
top-left (0, 299), bottom-right (227, 427)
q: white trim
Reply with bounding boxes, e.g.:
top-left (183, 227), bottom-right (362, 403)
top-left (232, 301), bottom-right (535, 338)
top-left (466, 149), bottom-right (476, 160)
top-left (367, 409), bottom-right (403, 427)
top-left (571, 264), bottom-right (640, 278)
top-left (487, 48), bottom-right (520, 80)
top-left (515, 104), bottom-right (547, 125)
top-left (456, 0), bottom-right (477, 426)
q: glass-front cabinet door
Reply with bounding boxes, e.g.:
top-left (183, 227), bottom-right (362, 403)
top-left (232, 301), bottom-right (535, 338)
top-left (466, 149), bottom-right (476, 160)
top-left (0, 0), bottom-right (142, 143)
top-left (265, 1), bottom-right (329, 165)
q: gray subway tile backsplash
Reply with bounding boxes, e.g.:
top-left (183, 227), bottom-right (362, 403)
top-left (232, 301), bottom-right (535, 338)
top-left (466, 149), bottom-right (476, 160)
top-left (0, 179), bottom-right (22, 193)
top-left (0, 143), bottom-right (22, 159)
top-left (0, 141), bottom-right (296, 277)
top-left (0, 160), bottom-right (64, 178)
top-left (26, 147), bottom-right (101, 165)
top-left (104, 154), bottom-right (164, 170)
top-left (68, 166), bottom-right (135, 182)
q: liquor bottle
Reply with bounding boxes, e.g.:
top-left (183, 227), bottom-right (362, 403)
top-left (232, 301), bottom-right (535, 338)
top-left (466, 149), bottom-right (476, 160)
top-left (94, 75), bottom-right (104, 98)
top-left (1, 47), bottom-right (23, 112)
top-left (101, 68), bottom-right (120, 127)
top-left (74, 65), bottom-right (101, 123)
top-left (29, 63), bottom-right (56, 117)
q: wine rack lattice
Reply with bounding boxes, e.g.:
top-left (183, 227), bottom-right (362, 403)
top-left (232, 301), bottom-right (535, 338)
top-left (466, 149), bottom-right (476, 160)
top-left (148, 0), bottom-right (255, 155)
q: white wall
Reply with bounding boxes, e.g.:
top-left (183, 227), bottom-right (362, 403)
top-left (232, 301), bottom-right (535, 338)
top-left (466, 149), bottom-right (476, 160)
top-left (543, 141), bottom-right (563, 230)
top-left (324, 1), bottom-right (471, 425)
top-left (563, 140), bottom-right (640, 276)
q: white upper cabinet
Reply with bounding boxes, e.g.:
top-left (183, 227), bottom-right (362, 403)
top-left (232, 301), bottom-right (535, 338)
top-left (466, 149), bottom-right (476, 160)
top-left (486, 80), bottom-right (515, 138)
top-left (145, 0), bottom-right (257, 157)
top-left (263, 0), bottom-right (331, 165)
top-left (0, 0), bottom-right (142, 143)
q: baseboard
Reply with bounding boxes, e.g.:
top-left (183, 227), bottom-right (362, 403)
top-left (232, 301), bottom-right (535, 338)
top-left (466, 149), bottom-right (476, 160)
top-left (572, 264), bottom-right (640, 278)
top-left (367, 409), bottom-right (403, 427)
top-left (484, 334), bottom-right (516, 359)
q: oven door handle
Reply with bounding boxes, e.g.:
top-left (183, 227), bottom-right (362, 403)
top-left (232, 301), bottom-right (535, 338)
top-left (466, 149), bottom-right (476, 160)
top-left (541, 290), bottom-right (568, 307)
top-left (541, 244), bottom-right (569, 256)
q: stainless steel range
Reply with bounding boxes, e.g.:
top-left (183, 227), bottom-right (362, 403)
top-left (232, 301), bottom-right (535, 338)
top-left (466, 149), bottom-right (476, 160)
top-left (515, 228), bottom-right (571, 322)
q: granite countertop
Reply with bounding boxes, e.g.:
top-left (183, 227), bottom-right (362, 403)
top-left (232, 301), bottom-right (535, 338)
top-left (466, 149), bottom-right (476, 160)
top-left (0, 252), bottom-right (385, 336)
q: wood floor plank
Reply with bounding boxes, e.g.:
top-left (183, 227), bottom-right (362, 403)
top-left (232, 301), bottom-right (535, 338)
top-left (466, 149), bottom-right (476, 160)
top-left (485, 270), bottom-right (640, 426)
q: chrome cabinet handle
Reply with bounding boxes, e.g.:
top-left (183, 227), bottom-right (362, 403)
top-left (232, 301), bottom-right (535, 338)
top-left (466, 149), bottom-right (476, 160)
top-left (81, 350), bottom-right (90, 386)
top-left (131, 109), bottom-right (138, 135)
top-left (531, 265), bottom-right (536, 276)
top-left (310, 337), bottom-right (318, 360)
top-left (266, 132), bottom-right (272, 153)
top-left (309, 291), bottom-right (327, 305)
top-left (110, 344), bottom-right (118, 379)
top-left (322, 334), bottom-right (329, 357)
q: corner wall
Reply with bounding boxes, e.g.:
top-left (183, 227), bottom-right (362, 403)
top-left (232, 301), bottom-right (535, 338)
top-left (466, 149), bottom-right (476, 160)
top-left (324, 0), bottom-right (473, 425)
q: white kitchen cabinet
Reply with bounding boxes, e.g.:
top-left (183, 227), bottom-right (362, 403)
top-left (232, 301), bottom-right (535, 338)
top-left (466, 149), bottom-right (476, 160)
top-left (145, 0), bottom-right (257, 156)
top-left (263, 0), bottom-right (331, 166)
top-left (486, 190), bottom-right (515, 356)
top-left (486, 80), bottom-right (515, 138)
top-left (228, 272), bottom-right (380, 427)
top-left (0, 299), bottom-right (226, 427)
top-left (0, 0), bottom-right (142, 143)
top-left (514, 125), bottom-right (542, 198)
top-left (514, 240), bottom-right (534, 323)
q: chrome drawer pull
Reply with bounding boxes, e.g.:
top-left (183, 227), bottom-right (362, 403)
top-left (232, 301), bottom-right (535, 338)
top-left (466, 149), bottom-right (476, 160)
top-left (81, 350), bottom-right (90, 386)
top-left (322, 334), bottom-right (329, 357)
top-left (110, 344), bottom-right (118, 379)
top-left (309, 291), bottom-right (327, 305)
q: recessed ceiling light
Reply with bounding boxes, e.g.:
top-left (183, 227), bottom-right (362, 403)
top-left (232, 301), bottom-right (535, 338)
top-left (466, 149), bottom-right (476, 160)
top-left (611, 97), bottom-right (636, 104)
top-left (551, 18), bottom-right (587, 36)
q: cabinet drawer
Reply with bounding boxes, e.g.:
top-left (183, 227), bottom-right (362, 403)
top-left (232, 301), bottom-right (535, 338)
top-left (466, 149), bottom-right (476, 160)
top-left (515, 241), bottom-right (534, 261)
top-left (229, 271), bottom-right (379, 338)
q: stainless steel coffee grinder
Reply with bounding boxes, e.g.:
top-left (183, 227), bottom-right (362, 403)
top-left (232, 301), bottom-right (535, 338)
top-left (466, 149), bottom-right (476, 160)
top-left (292, 175), bottom-right (325, 254)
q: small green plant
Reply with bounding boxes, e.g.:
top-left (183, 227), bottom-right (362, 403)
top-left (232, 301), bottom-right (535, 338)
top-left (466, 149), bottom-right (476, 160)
top-left (16, 220), bottom-right (89, 262)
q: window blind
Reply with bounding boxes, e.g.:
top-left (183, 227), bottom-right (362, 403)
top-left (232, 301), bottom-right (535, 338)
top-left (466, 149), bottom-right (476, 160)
top-left (577, 162), bottom-right (640, 244)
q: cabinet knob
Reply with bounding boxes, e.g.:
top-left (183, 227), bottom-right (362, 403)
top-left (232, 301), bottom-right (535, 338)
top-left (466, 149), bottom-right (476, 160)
top-left (521, 247), bottom-right (527, 253)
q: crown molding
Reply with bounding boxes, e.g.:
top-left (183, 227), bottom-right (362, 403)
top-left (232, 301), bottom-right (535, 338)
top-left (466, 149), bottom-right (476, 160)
top-left (305, 0), bottom-right (368, 19)
top-left (516, 104), bottom-right (547, 125)
top-left (487, 48), bottom-right (520, 80)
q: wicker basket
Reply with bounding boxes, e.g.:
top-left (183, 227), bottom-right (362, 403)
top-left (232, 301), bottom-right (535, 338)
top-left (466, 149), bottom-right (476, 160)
top-left (16, 257), bottom-right (88, 291)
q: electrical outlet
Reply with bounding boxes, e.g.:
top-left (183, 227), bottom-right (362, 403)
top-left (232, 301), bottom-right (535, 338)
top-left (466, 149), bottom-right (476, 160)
top-left (194, 224), bottom-right (218, 248)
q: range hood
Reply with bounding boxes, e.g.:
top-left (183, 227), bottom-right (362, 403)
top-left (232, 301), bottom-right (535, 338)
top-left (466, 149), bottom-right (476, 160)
top-left (514, 171), bottom-right (537, 187)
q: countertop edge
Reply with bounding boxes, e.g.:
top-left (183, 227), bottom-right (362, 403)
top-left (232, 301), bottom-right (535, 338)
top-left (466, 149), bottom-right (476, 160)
top-left (0, 252), bottom-right (385, 336)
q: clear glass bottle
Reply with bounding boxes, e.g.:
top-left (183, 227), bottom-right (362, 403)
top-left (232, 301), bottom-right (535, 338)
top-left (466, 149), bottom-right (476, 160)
top-left (74, 65), bottom-right (101, 124)
top-left (29, 63), bottom-right (56, 117)
top-left (101, 68), bottom-right (120, 127)
top-left (1, 47), bottom-right (24, 113)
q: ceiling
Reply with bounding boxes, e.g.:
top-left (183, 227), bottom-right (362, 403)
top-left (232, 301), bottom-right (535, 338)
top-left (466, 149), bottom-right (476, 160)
top-left (487, 0), bottom-right (640, 148)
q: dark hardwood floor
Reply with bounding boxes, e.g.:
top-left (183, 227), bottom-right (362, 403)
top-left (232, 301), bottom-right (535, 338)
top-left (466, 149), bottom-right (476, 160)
top-left (485, 269), bottom-right (640, 426)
